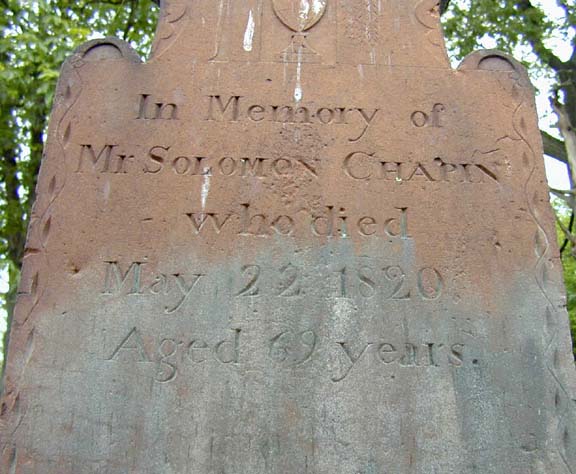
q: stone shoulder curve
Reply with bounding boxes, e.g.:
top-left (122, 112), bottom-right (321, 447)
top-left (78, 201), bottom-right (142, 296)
top-left (458, 49), bottom-right (532, 89)
top-left (67, 37), bottom-right (142, 65)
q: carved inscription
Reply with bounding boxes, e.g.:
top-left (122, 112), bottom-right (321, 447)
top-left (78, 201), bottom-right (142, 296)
top-left (75, 144), bottom-right (132, 174)
top-left (107, 328), bottom-right (241, 382)
top-left (145, 146), bottom-right (318, 178)
top-left (332, 340), bottom-right (465, 382)
top-left (343, 151), bottom-right (500, 183)
top-left (234, 262), bottom-right (444, 301)
top-left (411, 104), bottom-right (445, 128)
top-left (137, 94), bottom-right (179, 120)
top-left (236, 263), bottom-right (304, 297)
top-left (101, 261), bottom-right (204, 314)
top-left (334, 265), bottom-right (444, 301)
top-left (106, 327), bottom-right (469, 384)
top-left (99, 258), bottom-right (444, 309)
top-left (75, 143), bottom-right (318, 179)
top-left (130, 94), bottom-right (457, 144)
top-left (74, 144), bottom-right (500, 185)
top-left (205, 95), bottom-right (380, 142)
top-left (185, 204), bottom-right (410, 238)
top-left (107, 327), bottom-right (150, 362)
top-left (270, 330), bottom-right (317, 365)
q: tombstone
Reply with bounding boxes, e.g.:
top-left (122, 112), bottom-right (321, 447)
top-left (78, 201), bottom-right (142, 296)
top-left (1, 0), bottom-right (576, 472)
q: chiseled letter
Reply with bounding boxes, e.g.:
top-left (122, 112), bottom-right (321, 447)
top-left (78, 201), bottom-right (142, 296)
top-left (331, 341), bottom-right (372, 382)
top-left (108, 327), bottom-right (150, 362)
top-left (206, 95), bottom-right (242, 121)
top-left (102, 261), bottom-right (145, 295)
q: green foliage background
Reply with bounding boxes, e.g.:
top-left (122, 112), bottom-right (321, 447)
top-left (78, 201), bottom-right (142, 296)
top-left (442, 0), bottom-right (576, 355)
top-left (0, 0), bottom-right (575, 376)
top-left (0, 0), bottom-right (158, 376)
top-left (556, 200), bottom-right (576, 352)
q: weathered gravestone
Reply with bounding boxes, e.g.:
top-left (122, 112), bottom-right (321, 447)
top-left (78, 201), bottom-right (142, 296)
top-left (2, 0), bottom-right (576, 472)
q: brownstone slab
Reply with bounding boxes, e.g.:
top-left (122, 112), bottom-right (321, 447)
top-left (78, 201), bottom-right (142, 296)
top-left (2, 1), bottom-right (576, 473)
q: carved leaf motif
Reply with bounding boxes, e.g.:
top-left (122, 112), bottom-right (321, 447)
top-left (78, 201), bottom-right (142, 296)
top-left (8, 447), bottom-right (17, 474)
top-left (63, 123), bottom-right (71, 147)
top-left (24, 329), bottom-right (35, 366)
top-left (48, 176), bottom-right (56, 199)
top-left (41, 216), bottom-right (51, 247)
top-left (272, 0), bottom-right (328, 32)
top-left (553, 348), bottom-right (561, 369)
top-left (534, 229), bottom-right (547, 258)
top-left (522, 151), bottom-right (530, 168)
top-left (563, 426), bottom-right (570, 450)
top-left (540, 262), bottom-right (549, 285)
top-left (555, 389), bottom-right (562, 409)
top-left (23, 248), bottom-right (41, 262)
top-left (29, 272), bottom-right (39, 297)
top-left (545, 306), bottom-right (556, 331)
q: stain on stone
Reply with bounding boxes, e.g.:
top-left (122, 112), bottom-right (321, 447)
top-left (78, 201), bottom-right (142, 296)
top-left (1, 0), bottom-right (576, 473)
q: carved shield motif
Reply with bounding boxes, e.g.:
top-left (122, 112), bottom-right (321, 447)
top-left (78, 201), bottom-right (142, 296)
top-left (272, 0), bottom-right (328, 32)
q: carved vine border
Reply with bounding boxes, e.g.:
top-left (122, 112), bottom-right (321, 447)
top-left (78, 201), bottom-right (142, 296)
top-left (514, 83), bottom-right (575, 473)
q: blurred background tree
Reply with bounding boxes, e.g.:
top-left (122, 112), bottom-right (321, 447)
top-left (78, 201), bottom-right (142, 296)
top-left (442, 0), bottom-right (576, 353)
top-left (0, 0), bottom-right (575, 389)
top-left (0, 0), bottom-right (158, 388)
